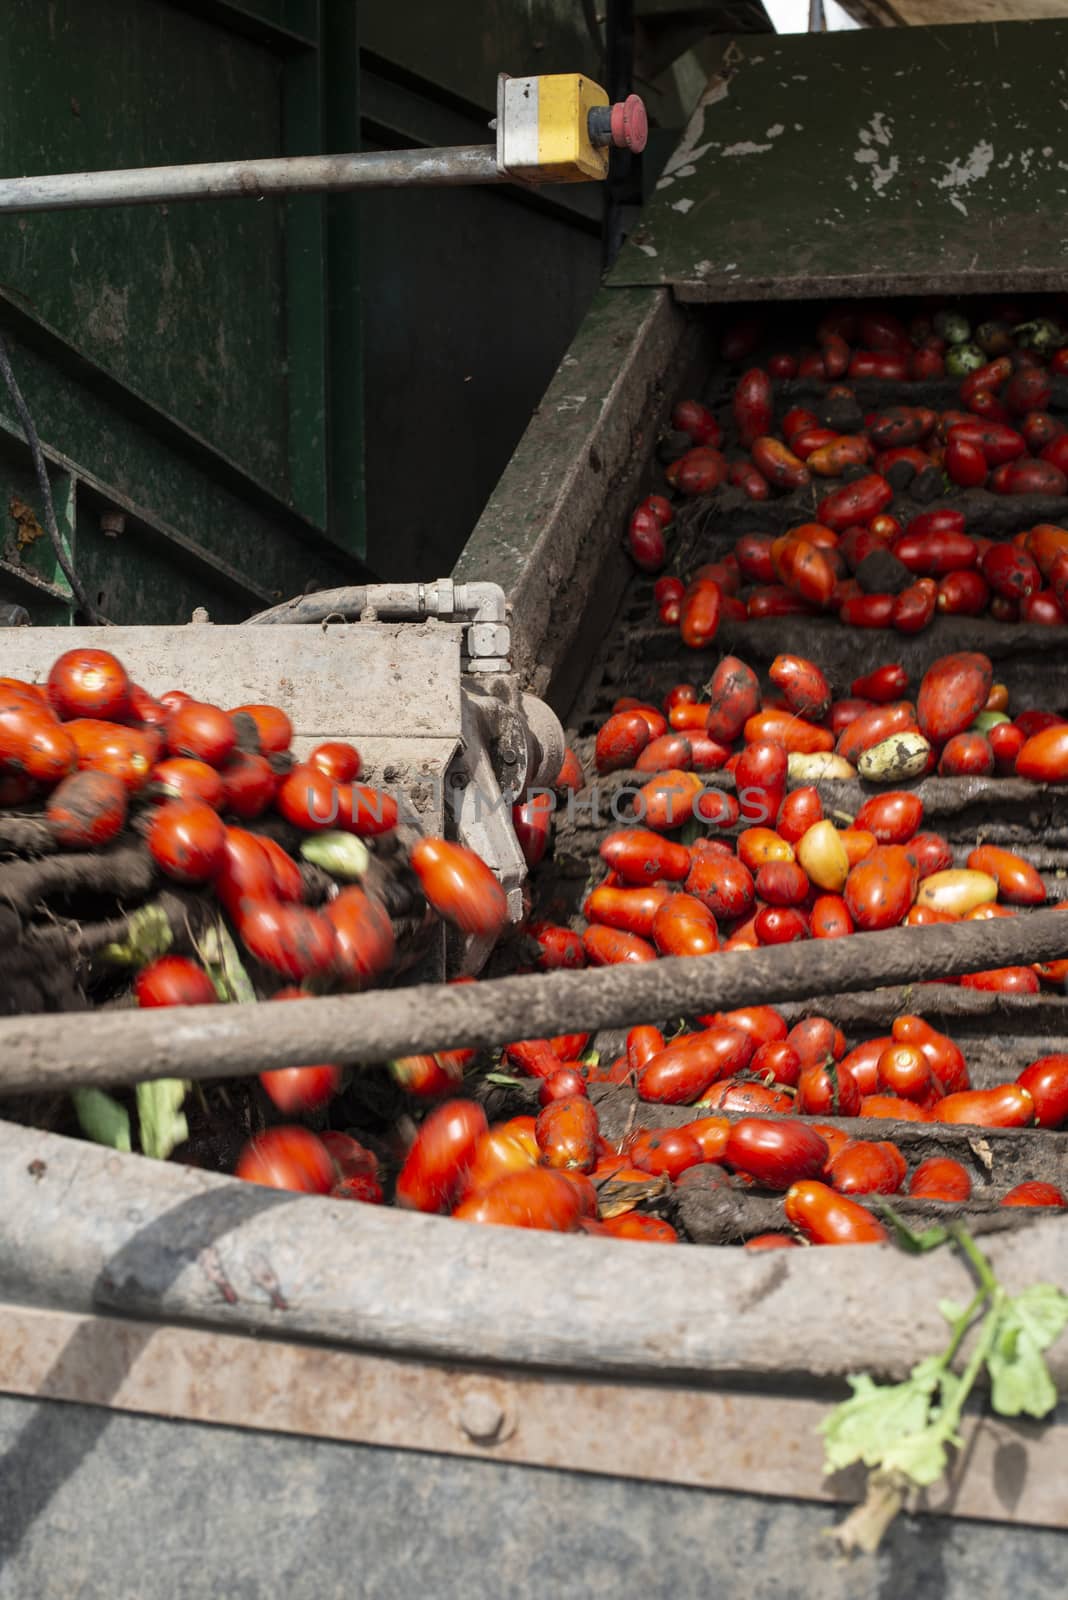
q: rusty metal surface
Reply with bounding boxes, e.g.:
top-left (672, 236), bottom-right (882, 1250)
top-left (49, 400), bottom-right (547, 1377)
top-left (0, 1302), bottom-right (1066, 1528)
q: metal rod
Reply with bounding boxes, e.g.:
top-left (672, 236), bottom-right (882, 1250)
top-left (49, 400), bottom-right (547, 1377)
top-left (0, 146), bottom-right (504, 214)
top-left (2, 909), bottom-right (1068, 1094)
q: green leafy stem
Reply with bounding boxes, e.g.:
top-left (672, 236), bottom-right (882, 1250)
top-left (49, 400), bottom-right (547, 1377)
top-left (821, 1212), bottom-right (1068, 1554)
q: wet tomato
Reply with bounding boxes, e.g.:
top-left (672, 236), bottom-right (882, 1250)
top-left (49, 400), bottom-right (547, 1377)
top-left (45, 769), bottom-right (127, 849)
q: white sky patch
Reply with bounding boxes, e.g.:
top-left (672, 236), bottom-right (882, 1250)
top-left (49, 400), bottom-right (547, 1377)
top-left (937, 140), bottom-right (995, 192)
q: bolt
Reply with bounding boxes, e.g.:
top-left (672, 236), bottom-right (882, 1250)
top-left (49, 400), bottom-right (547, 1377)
top-left (458, 1391), bottom-right (506, 1444)
top-left (100, 511), bottom-right (125, 538)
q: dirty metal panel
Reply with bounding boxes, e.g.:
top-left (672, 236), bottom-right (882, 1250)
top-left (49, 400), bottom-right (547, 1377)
top-left (0, 622), bottom-right (462, 793)
top-left (608, 21), bottom-right (1068, 300)
top-left (2, 1303), bottom-right (1066, 1528)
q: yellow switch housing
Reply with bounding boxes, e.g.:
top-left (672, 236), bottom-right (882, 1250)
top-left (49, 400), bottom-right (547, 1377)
top-left (497, 74), bottom-right (609, 183)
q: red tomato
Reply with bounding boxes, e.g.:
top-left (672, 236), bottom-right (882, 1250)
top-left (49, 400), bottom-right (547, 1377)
top-left (396, 1100), bottom-right (488, 1213)
top-left (678, 578), bottom-right (722, 649)
top-left (260, 1063), bottom-right (342, 1114)
top-left (166, 700), bottom-right (237, 768)
top-left (237, 900), bottom-right (338, 980)
top-left (146, 799), bottom-right (227, 883)
top-left (452, 1168), bottom-right (582, 1230)
top-left (1001, 1181), bottom-right (1066, 1209)
top-left (934, 1085), bottom-right (1035, 1127)
top-left (909, 832), bottom-right (954, 878)
top-left (535, 1097), bottom-right (598, 1172)
top-left (917, 652), bottom-right (994, 745)
top-left (230, 703), bottom-right (293, 754)
top-left (586, 884), bottom-right (670, 938)
top-left (876, 1043), bottom-right (937, 1104)
top-left (796, 1061), bottom-right (861, 1117)
top-left (755, 906), bottom-right (809, 945)
top-left (854, 791), bottom-right (923, 845)
top-left (892, 1016), bottom-right (968, 1094)
top-left (47, 648), bottom-right (131, 721)
top-left (725, 1119), bottom-right (829, 1189)
top-left (810, 894), bottom-right (854, 939)
top-left (45, 769), bottom-right (127, 848)
top-left (1016, 1056), bottom-right (1068, 1128)
top-left (595, 710), bottom-right (651, 774)
top-left (960, 966), bottom-right (1040, 995)
top-left (784, 1181), bottom-right (887, 1245)
top-left (838, 1036), bottom-right (893, 1098)
top-left (151, 756), bottom-right (225, 810)
top-left (236, 1127), bottom-right (334, 1193)
top-left (909, 1157), bottom-right (972, 1202)
top-left (745, 1233), bottom-right (800, 1251)
top-left (787, 1016), bottom-right (846, 1069)
top-left (325, 886), bottom-right (395, 987)
top-left (967, 844), bottom-right (1045, 905)
top-left (601, 828), bottom-right (690, 885)
top-left (1015, 725), bottom-right (1068, 783)
top-left (651, 892), bottom-right (719, 957)
top-left (630, 1127), bottom-right (704, 1180)
top-left (637, 1028), bottom-right (753, 1103)
top-left (135, 955), bottom-right (217, 1008)
top-left (749, 1039), bottom-right (803, 1088)
top-left (219, 751), bottom-right (277, 819)
top-left (409, 836), bottom-right (508, 939)
top-left (699, 1006), bottom-right (787, 1046)
top-left (67, 719), bottom-right (155, 792)
top-left (828, 1140), bottom-right (906, 1196)
top-left (844, 845), bottom-right (918, 932)
top-left (685, 851), bottom-right (754, 921)
top-left (598, 1212), bottom-right (679, 1243)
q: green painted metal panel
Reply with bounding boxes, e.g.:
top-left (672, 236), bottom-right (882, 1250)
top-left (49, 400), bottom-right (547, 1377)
top-left (609, 21), bottom-right (1068, 300)
top-left (0, 0), bottom-right (367, 624)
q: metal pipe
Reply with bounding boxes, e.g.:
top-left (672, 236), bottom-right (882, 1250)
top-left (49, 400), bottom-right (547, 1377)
top-left (0, 146), bottom-right (504, 214)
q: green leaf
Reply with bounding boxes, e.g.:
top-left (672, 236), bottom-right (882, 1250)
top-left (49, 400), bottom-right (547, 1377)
top-left (300, 831), bottom-right (369, 880)
top-left (581, 1049), bottom-right (601, 1067)
top-left (987, 1286), bottom-right (1068, 1419)
top-left (939, 1298), bottom-right (967, 1326)
top-left (483, 1072), bottom-right (525, 1087)
top-left (879, 1427), bottom-right (953, 1489)
top-left (72, 1087), bottom-right (131, 1152)
top-left (196, 918), bottom-right (256, 1003)
top-left (101, 902), bottom-right (173, 967)
top-left (820, 1358), bottom-right (943, 1475)
top-left (136, 1079), bottom-right (191, 1161)
top-left (873, 1200), bottom-right (949, 1253)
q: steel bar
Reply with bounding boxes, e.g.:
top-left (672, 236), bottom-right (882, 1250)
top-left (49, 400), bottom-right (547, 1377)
top-left (3, 909), bottom-right (1068, 1094)
top-left (0, 147), bottom-right (503, 214)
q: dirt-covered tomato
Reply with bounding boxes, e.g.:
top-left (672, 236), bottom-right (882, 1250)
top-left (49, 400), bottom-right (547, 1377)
top-left (259, 1063), bottom-right (342, 1114)
top-left (0, 698), bottom-right (77, 786)
top-left (601, 829), bottom-right (690, 885)
top-left (235, 1126), bottom-right (335, 1193)
top-left (45, 769), bottom-right (127, 849)
top-left (146, 799), bottom-right (227, 883)
top-left (324, 886), bottom-right (395, 988)
top-left (219, 751), bottom-right (277, 819)
top-left (166, 700), bottom-right (237, 768)
top-left (409, 836), bottom-right (508, 940)
top-left (844, 845), bottom-right (918, 932)
top-left (535, 1096), bottom-right (598, 1172)
top-left (598, 1212), bottom-right (679, 1243)
top-left (150, 756), bottom-right (225, 810)
top-left (230, 703), bottom-right (293, 755)
top-left (47, 647), bottom-right (131, 722)
top-left (784, 1180), bottom-right (887, 1245)
top-left (236, 899), bottom-right (338, 980)
top-left (916, 652), bottom-right (994, 745)
top-left (135, 955), bottom-right (218, 1008)
top-left (630, 1126), bottom-right (703, 1180)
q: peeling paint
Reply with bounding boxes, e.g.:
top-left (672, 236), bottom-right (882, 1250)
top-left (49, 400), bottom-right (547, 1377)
top-left (765, 124), bottom-right (784, 138)
top-left (671, 198), bottom-right (694, 215)
top-left (937, 140), bottom-right (995, 192)
top-left (723, 141), bottom-right (772, 157)
top-left (637, 243), bottom-right (658, 258)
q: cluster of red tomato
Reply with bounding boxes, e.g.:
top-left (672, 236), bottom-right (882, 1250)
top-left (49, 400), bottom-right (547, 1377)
top-left (598, 644), bottom-right (1063, 796)
top-left (0, 644), bottom-right (514, 1134)
top-left (234, 1004), bottom-right (1068, 1242)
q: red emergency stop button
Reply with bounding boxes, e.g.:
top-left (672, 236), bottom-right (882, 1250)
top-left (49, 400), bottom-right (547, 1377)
top-left (610, 95), bottom-right (647, 154)
top-left (588, 95), bottom-right (648, 155)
